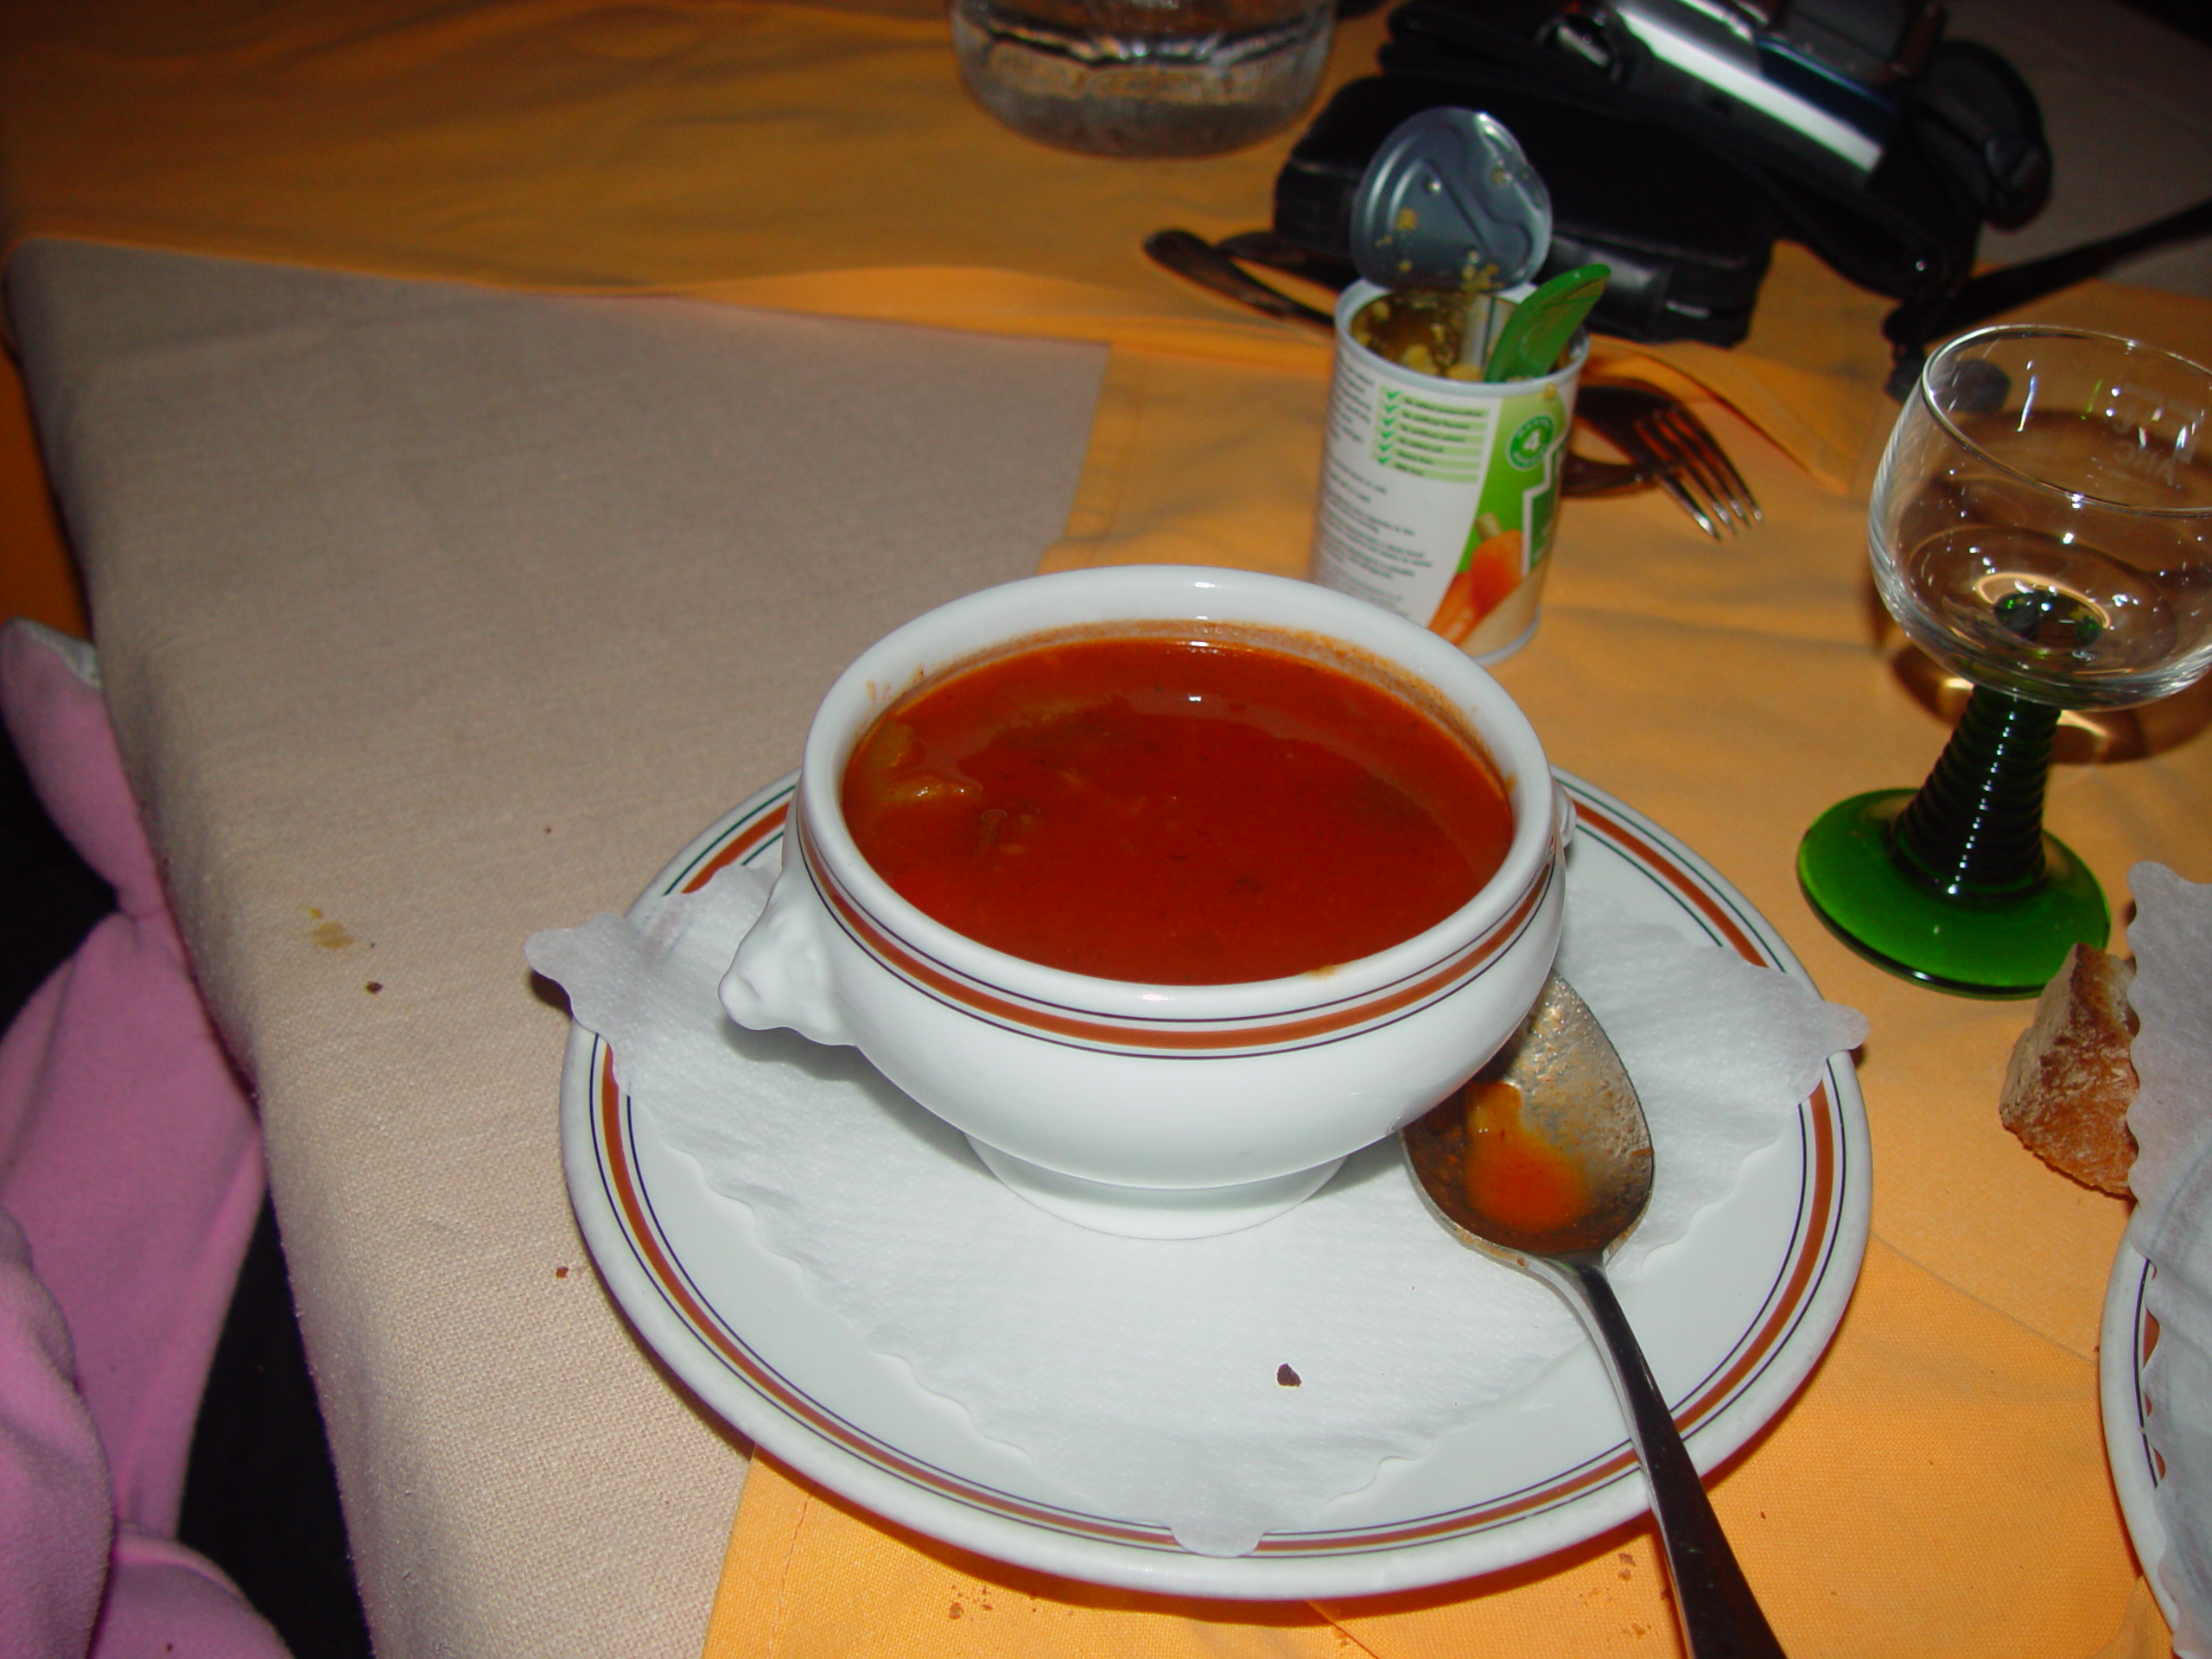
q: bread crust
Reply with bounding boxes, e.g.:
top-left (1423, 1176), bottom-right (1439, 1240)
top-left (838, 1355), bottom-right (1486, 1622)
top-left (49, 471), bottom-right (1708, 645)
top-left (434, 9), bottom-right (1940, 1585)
top-left (2000, 943), bottom-right (2139, 1194)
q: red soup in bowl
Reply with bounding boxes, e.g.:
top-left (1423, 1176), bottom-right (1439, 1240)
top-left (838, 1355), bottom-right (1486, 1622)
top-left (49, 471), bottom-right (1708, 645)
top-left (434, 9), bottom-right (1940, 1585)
top-left (840, 629), bottom-right (1515, 984)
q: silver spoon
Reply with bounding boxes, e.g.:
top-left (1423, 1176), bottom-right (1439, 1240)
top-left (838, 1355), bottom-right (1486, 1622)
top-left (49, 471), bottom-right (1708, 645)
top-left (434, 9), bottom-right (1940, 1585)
top-left (1402, 974), bottom-right (1788, 1659)
top-left (1142, 230), bottom-right (1336, 330)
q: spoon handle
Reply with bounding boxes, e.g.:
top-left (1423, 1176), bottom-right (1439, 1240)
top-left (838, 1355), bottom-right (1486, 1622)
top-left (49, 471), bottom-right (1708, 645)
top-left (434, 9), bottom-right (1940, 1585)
top-left (1552, 1257), bottom-right (1789, 1658)
top-left (1141, 230), bottom-right (1336, 331)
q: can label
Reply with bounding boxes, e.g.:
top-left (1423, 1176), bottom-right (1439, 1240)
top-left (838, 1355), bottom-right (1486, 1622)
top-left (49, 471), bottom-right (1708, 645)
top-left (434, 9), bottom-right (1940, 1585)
top-left (1311, 285), bottom-right (1580, 657)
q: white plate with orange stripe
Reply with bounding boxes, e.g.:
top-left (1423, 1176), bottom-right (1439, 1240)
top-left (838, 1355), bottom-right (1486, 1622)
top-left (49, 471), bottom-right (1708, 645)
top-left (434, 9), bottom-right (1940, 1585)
top-left (2104, 1242), bottom-right (2182, 1627)
top-left (560, 769), bottom-right (1870, 1598)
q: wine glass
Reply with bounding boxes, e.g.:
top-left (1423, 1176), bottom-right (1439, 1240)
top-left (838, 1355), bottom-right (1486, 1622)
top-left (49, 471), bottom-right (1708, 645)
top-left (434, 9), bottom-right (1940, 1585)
top-left (1799, 325), bottom-right (2212, 997)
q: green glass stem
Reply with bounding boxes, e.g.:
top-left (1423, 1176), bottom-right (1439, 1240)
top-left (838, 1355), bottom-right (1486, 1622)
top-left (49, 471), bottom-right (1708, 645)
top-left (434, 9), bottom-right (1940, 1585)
top-left (1889, 687), bottom-right (2059, 899)
top-left (1797, 685), bottom-right (2107, 998)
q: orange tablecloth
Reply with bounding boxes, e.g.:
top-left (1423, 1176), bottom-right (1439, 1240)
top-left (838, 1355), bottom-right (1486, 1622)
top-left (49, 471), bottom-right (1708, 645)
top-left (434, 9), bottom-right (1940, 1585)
top-left (3, 3), bottom-right (2209, 1657)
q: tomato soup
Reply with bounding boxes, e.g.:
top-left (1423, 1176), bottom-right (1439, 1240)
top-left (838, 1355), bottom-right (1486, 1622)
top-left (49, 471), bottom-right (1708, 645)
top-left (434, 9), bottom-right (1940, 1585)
top-left (1460, 1079), bottom-right (1589, 1237)
top-left (840, 632), bottom-right (1515, 983)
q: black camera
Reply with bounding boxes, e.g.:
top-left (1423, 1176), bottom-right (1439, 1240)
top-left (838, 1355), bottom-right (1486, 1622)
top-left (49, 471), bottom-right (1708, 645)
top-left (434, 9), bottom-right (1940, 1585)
top-left (1271, 0), bottom-right (2050, 345)
top-left (1538, 0), bottom-right (1945, 185)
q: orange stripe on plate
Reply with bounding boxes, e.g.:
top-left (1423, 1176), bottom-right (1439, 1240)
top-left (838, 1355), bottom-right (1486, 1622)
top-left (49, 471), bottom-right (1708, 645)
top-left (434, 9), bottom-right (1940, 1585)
top-left (595, 1046), bottom-right (1172, 1547)
top-left (1569, 799), bottom-right (1765, 964)
top-left (680, 801), bottom-right (791, 893)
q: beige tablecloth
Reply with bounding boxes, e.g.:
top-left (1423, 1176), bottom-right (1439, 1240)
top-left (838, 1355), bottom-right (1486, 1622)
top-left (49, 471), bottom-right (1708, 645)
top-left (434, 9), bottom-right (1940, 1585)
top-left (7, 237), bottom-right (1110, 1658)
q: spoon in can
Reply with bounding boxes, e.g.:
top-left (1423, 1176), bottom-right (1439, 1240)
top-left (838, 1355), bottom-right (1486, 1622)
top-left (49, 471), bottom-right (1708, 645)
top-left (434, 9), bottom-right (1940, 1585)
top-left (1402, 974), bottom-right (1788, 1659)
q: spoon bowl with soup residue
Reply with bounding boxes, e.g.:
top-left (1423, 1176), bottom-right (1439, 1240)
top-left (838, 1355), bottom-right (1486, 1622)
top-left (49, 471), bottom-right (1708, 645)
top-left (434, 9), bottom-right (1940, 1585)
top-left (1402, 974), bottom-right (1789, 1659)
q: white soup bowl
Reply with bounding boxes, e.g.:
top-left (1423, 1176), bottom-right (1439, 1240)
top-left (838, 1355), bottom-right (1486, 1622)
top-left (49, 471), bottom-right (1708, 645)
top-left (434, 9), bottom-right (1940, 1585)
top-left (721, 565), bottom-right (1564, 1237)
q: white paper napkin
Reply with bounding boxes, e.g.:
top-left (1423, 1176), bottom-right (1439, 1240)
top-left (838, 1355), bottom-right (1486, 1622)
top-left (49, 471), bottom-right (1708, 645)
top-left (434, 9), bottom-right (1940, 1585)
top-left (528, 856), bottom-right (1865, 1556)
top-left (2122, 863), bottom-right (2212, 1656)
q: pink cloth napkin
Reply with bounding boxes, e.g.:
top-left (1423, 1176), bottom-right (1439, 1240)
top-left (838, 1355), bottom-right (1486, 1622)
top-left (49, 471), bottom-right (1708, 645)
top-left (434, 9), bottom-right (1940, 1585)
top-left (0, 618), bottom-right (286, 1658)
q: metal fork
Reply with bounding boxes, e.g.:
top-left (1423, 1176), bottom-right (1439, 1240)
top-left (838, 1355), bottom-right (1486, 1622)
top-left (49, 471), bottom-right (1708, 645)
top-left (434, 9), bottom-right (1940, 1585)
top-left (1576, 382), bottom-right (1762, 538)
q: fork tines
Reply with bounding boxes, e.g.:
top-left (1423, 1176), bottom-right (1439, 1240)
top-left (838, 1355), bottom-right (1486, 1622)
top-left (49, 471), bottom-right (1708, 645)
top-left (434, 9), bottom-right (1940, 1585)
top-left (1575, 382), bottom-right (1764, 540)
top-left (1641, 404), bottom-right (1763, 538)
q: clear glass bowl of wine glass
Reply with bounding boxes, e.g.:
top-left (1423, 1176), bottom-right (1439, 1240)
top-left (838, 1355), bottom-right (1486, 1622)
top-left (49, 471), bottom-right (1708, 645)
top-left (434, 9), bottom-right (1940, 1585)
top-left (1799, 325), bottom-right (2212, 997)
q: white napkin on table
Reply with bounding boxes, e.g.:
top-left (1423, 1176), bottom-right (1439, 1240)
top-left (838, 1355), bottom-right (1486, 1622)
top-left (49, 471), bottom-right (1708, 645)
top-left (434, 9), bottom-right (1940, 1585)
top-left (2122, 864), bottom-right (2212, 1656)
top-left (527, 856), bottom-right (1865, 1557)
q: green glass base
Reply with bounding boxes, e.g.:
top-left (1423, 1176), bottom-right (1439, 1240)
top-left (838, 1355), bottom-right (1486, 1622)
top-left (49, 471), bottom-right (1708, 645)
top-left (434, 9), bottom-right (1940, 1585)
top-left (1797, 790), bottom-right (2109, 999)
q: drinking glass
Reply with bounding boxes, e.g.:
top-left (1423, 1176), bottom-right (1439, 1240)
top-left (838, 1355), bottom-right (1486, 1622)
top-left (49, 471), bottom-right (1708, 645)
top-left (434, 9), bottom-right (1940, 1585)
top-left (1798, 326), bottom-right (2212, 997)
top-left (950, 0), bottom-right (1333, 157)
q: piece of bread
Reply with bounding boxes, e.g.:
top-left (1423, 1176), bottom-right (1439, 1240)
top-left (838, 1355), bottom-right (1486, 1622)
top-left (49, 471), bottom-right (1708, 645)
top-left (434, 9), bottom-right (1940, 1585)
top-left (2000, 943), bottom-right (2139, 1194)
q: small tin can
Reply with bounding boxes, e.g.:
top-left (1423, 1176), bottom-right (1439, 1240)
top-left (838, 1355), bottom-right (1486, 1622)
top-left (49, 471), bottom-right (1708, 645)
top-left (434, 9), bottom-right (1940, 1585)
top-left (1311, 280), bottom-right (1586, 664)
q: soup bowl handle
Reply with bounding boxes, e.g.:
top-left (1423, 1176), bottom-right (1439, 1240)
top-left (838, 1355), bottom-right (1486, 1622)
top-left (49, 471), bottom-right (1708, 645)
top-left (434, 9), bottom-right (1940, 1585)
top-left (720, 858), bottom-right (855, 1048)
